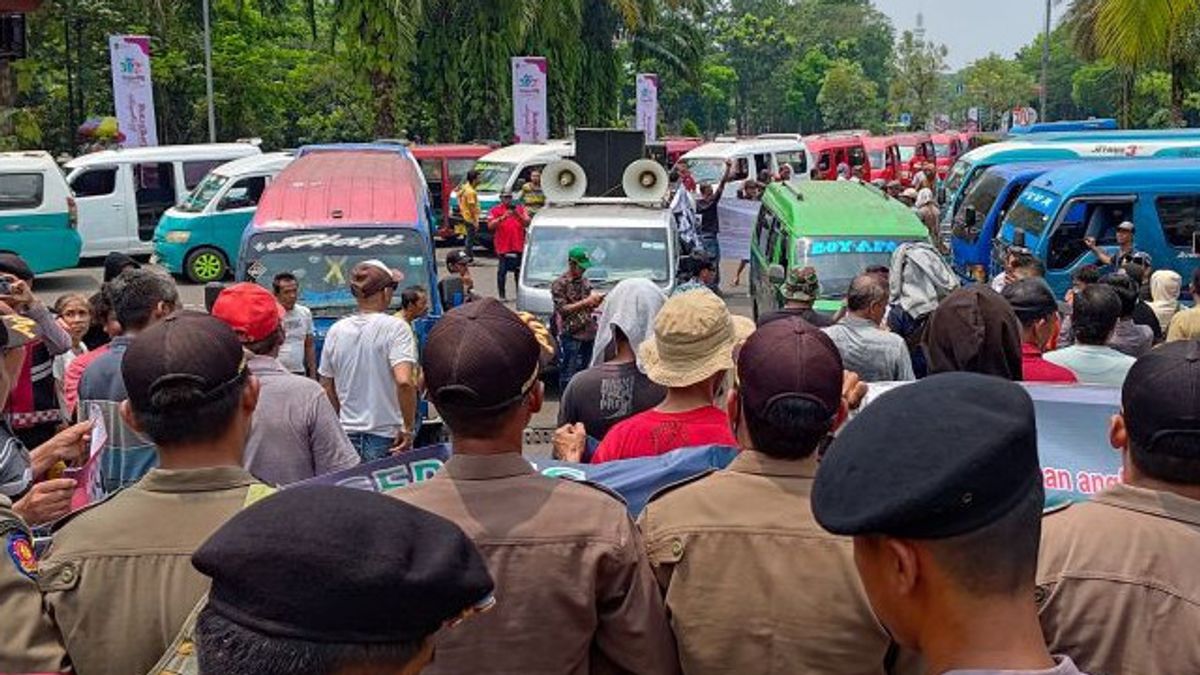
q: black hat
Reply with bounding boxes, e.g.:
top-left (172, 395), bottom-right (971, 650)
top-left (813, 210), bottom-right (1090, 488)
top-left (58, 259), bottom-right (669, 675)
top-left (813, 372), bottom-right (1041, 539)
top-left (1002, 278), bottom-right (1059, 324)
top-left (1122, 340), bottom-right (1200, 453)
top-left (193, 485), bottom-right (495, 643)
top-left (121, 311), bottom-right (247, 414)
top-left (424, 298), bottom-right (540, 412)
top-left (0, 253), bottom-right (34, 282)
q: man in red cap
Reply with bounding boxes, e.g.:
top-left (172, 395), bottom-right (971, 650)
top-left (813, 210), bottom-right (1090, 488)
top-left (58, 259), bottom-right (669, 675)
top-left (212, 283), bottom-right (358, 485)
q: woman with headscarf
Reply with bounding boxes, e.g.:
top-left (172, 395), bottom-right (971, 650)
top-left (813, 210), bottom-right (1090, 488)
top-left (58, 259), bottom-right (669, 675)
top-left (923, 286), bottom-right (1024, 381)
top-left (1148, 269), bottom-right (1183, 334)
top-left (556, 279), bottom-right (668, 443)
top-left (914, 188), bottom-right (942, 250)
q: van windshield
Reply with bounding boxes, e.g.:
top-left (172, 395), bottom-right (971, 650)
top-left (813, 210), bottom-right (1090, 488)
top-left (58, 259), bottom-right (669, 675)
top-left (241, 229), bottom-right (428, 315)
top-left (794, 236), bottom-right (914, 299)
top-left (524, 226), bottom-right (670, 288)
top-left (685, 159), bottom-right (728, 184)
top-left (178, 173), bottom-right (229, 213)
top-left (472, 161), bottom-right (516, 193)
top-left (1003, 188), bottom-right (1059, 238)
top-left (934, 143), bottom-right (951, 157)
top-left (944, 160), bottom-right (972, 196)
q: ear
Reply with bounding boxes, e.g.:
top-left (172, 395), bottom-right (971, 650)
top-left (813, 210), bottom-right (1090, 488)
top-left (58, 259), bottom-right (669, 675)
top-left (242, 375), bottom-right (261, 415)
top-left (528, 381), bottom-right (544, 414)
top-left (1109, 411), bottom-right (1128, 453)
top-left (725, 386), bottom-right (741, 424)
top-left (885, 538), bottom-right (920, 597)
top-left (119, 400), bottom-right (144, 435)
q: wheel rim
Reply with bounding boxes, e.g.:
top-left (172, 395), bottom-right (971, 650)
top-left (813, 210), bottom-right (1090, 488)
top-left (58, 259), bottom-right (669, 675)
top-left (192, 252), bottom-right (224, 281)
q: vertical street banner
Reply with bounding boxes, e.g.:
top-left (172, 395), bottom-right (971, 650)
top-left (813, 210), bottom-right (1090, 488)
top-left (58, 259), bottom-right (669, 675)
top-left (636, 73), bottom-right (658, 141)
top-left (109, 35), bottom-right (158, 147)
top-left (511, 56), bottom-right (548, 143)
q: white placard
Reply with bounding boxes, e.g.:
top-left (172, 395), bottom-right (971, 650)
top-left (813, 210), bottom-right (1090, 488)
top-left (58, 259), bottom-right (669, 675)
top-left (511, 57), bottom-right (548, 143)
top-left (636, 73), bottom-right (658, 142)
top-left (109, 35), bottom-right (158, 147)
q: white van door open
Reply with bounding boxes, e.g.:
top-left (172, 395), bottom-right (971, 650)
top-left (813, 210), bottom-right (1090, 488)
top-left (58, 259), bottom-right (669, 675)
top-left (69, 164), bottom-right (137, 256)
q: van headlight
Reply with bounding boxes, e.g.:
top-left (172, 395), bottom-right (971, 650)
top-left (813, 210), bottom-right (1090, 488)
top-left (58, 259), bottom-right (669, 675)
top-left (164, 231), bottom-right (191, 244)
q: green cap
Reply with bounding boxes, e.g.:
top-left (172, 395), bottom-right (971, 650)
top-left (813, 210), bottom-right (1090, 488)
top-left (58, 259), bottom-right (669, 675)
top-left (568, 246), bottom-right (592, 270)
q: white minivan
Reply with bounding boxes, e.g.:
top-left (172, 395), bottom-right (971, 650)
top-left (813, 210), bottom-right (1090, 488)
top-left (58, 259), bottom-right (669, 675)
top-left (448, 141), bottom-right (574, 244)
top-left (679, 135), bottom-right (812, 191)
top-left (65, 142), bottom-right (262, 256)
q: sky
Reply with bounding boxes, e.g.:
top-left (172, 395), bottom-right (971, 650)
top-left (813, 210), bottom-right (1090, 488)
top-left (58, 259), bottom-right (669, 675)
top-left (872, 0), bottom-right (1070, 70)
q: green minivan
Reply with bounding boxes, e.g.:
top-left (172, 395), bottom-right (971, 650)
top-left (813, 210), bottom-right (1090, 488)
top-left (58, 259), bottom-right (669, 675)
top-left (750, 181), bottom-right (930, 317)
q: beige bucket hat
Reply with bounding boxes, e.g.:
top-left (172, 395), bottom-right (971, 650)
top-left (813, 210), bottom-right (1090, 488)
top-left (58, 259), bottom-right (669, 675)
top-left (638, 289), bottom-right (736, 387)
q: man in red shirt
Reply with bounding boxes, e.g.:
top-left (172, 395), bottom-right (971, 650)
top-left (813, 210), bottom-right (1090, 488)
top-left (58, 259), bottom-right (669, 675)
top-left (487, 190), bottom-right (531, 301)
top-left (1003, 278), bottom-right (1078, 384)
top-left (589, 290), bottom-right (737, 463)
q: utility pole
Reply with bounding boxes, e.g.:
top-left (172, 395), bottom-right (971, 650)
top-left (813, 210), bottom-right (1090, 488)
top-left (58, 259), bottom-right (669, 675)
top-left (1040, 0), bottom-right (1050, 122)
top-left (201, 0), bottom-right (216, 142)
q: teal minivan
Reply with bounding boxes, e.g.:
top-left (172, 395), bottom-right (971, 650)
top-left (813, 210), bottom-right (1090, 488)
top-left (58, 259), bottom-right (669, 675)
top-left (153, 152), bottom-right (293, 282)
top-left (0, 151), bottom-right (83, 273)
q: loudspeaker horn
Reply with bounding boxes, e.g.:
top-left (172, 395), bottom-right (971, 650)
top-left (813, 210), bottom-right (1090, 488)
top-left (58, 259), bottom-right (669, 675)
top-left (622, 159), bottom-right (669, 203)
top-left (543, 160), bottom-right (588, 203)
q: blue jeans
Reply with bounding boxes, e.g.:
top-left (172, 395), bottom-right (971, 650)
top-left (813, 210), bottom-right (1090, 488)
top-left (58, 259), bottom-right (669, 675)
top-left (558, 334), bottom-right (594, 393)
top-left (347, 432), bottom-right (395, 462)
top-left (700, 232), bottom-right (721, 289)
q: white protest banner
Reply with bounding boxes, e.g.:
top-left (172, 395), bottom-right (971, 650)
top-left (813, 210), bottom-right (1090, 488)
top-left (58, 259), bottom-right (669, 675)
top-left (511, 57), bottom-right (548, 143)
top-left (109, 35), bottom-right (158, 147)
top-left (636, 73), bottom-right (658, 141)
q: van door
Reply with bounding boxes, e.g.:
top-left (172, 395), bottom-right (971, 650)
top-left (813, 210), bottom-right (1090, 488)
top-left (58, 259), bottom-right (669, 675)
top-left (1043, 195), bottom-right (1136, 283)
top-left (70, 164), bottom-right (128, 256)
top-left (132, 162), bottom-right (177, 244)
top-left (1152, 194), bottom-right (1200, 291)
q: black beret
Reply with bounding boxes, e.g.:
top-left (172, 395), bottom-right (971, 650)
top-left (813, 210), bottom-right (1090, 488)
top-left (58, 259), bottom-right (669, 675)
top-left (192, 485), bottom-right (494, 643)
top-left (0, 253), bottom-right (34, 281)
top-left (813, 372), bottom-right (1041, 539)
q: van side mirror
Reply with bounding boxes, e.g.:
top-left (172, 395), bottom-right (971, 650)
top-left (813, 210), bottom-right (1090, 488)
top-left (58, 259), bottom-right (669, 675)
top-left (964, 206), bottom-right (977, 229)
top-left (768, 263), bottom-right (786, 285)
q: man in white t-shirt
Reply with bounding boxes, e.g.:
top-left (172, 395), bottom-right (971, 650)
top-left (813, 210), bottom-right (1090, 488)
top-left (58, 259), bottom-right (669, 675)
top-left (273, 272), bottom-right (316, 378)
top-left (318, 260), bottom-right (418, 461)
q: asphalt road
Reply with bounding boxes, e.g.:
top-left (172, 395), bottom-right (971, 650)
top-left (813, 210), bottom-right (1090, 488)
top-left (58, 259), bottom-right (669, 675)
top-left (33, 254), bottom-right (755, 451)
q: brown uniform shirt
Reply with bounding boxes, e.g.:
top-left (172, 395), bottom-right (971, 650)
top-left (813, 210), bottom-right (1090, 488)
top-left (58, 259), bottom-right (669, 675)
top-left (638, 451), bottom-right (892, 675)
top-left (389, 453), bottom-right (679, 675)
top-left (1037, 483), bottom-right (1200, 675)
top-left (0, 494), bottom-right (68, 673)
top-left (38, 466), bottom-right (260, 675)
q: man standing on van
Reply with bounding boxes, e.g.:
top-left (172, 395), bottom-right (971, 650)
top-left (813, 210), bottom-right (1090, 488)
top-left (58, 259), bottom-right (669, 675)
top-left (1086, 221), bottom-right (1142, 271)
top-left (459, 170), bottom-right (482, 263)
top-left (553, 247), bottom-right (603, 392)
top-left (696, 159), bottom-right (733, 291)
top-left (488, 190), bottom-right (531, 301)
top-left (319, 261), bottom-right (418, 460)
top-left (273, 272), bottom-right (316, 378)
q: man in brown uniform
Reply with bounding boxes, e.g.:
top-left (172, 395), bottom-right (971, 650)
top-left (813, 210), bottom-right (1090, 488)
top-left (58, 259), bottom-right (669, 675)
top-left (389, 298), bottom-right (678, 675)
top-left (639, 316), bottom-right (892, 674)
top-left (38, 312), bottom-right (265, 675)
top-left (1037, 339), bottom-right (1200, 675)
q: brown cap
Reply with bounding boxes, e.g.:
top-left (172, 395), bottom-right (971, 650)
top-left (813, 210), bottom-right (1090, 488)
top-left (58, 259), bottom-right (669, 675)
top-left (122, 311), bottom-right (247, 414)
top-left (350, 259), bottom-right (404, 298)
top-left (737, 315), bottom-right (843, 420)
top-left (423, 299), bottom-right (541, 412)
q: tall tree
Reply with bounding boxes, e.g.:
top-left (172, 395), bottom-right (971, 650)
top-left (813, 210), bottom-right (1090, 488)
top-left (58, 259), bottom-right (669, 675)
top-left (331, 0), bottom-right (421, 136)
top-left (1016, 23), bottom-right (1084, 122)
top-left (816, 59), bottom-right (879, 130)
top-left (887, 30), bottom-right (947, 129)
top-left (961, 54), bottom-right (1037, 130)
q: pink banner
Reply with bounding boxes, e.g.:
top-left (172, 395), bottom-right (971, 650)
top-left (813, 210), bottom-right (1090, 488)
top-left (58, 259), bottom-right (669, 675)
top-left (511, 57), bottom-right (548, 143)
top-left (109, 35), bottom-right (158, 147)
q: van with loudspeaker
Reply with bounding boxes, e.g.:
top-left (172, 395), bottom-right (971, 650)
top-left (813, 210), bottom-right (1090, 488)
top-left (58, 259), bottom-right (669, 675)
top-left (516, 157), bottom-right (679, 327)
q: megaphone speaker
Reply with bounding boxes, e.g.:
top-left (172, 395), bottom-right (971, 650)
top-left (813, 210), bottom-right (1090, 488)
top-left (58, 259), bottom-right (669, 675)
top-left (622, 159), bottom-right (669, 202)
top-left (543, 160), bottom-right (588, 203)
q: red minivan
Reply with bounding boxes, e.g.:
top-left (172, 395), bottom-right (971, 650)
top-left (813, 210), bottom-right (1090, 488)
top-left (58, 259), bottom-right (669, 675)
top-left (806, 133), bottom-right (871, 180)
top-left (862, 136), bottom-right (901, 182)
top-left (894, 132), bottom-right (936, 186)
top-left (410, 144), bottom-right (493, 240)
top-left (931, 133), bottom-right (965, 180)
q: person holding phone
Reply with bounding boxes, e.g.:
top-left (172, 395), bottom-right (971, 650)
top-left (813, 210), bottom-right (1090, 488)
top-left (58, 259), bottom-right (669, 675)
top-left (487, 190), bottom-right (531, 301)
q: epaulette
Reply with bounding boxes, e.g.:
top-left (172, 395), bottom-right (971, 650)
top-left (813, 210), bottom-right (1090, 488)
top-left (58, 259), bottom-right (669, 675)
top-left (644, 468), bottom-right (717, 507)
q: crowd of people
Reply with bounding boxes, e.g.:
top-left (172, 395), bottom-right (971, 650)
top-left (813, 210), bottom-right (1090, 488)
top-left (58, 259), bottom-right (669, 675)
top-left (0, 196), bottom-right (1197, 675)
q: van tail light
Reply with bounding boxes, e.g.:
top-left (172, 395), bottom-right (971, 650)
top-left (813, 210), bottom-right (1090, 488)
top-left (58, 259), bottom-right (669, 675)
top-left (67, 196), bottom-right (79, 229)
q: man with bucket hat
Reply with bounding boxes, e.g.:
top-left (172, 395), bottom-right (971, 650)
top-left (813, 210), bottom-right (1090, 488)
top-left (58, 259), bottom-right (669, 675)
top-left (757, 265), bottom-right (834, 328)
top-left (589, 290), bottom-right (738, 463)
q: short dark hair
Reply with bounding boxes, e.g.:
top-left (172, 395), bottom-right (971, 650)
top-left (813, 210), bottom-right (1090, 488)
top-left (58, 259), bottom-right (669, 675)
top-left (439, 399), bottom-right (526, 440)
top-left (1013, 257), bottom-right (1045, 279)
top-left (1072, 264), bottom-right (1100, 286)
top-left (272, 272), bottom-right (298, 294)
top-left (846, 274), bottom-right (888, 312)
top-left (131, 372), bottom-right (248, 446)
top-left (109, 269), bottom-right (179, 331)
top-left (924, 485), bottom-right (1044, 596)
top-left (1120, 262), bottom-right (1148, 285)
top-left (244, 326), bottom-right (283, 357)
top-left (864, 265), bottom-right (890, 281)
top-left (742, 395), bottom-right (834, 459)
top-left (400, 285), bottom-right (428, 310)
top-left (1002, 278), bottom-right (1057, 326)
top-left (1129, 434), bottom-right (1200, 485)
top-left (1071, 284), bottom-right (1121, 345)
top-left (1100, 273), bottom-right (1138, 318)
top-left (196, 608), bottom-right (425, 675)
top-left (466, 169), bottom-right (479, 183)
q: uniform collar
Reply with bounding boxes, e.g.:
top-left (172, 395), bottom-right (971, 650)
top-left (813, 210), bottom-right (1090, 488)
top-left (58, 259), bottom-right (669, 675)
top-left (138, 465), bottom-right (257, 493)
top-left (442, 453), bottom-right (535, 480)
top-left (727, 449), bottom-right (819, 478)
top-left (1093, 482), bottom-right (1200, 527)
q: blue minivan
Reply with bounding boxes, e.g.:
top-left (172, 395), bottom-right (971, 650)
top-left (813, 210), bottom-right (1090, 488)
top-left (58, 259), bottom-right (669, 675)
top-left (996, 160), bottom-right (1200, 298)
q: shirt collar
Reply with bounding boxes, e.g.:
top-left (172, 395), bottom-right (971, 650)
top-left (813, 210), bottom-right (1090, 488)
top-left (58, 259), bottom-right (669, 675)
top-left (442, 453), bottom-right (536, 480)
top-left (841, 314), bottom-right (879, 329)
top-left (1022, 342), bottom-right (1044, 358)
top-left (247, 354), bottom-right (286, 374)
top-left (1093, 482), bottom-right (1200, 527)
top-left (728, 450), bottom-right (819, 478)
top-left (137, 465), bottom-right (257, 493)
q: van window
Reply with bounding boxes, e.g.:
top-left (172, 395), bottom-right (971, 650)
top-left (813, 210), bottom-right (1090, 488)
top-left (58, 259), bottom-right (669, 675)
top-left (777, 151), bottom-right (807, 175)
top-left (218, 175), bottom-right (268, 211)
top-left (754, 154), bottom-right (771, 176)
top-left (1047, 198), bottom-right (1134, 270)
top-left (1155, 195), bottom-right (1200, 248)
top-left (134, 162), bottom-right (177, 240)
top-left (754, 206), bottom-right (775, 253)
top-left (0, 173), bottom-right (44, 210)
top-left (418, 159), bottom-right (443, 182)
top-left (765, 217), bottom-right (782, 262)
top-left (183, 160), bottom-right (227, 191)
top-left (848, 146), bottom-right (867, 168)
top-left (72, 168), bottom-right (117, 197)
top-left (447, 159), bottom-right (476, 185)
top-left (818, 152), bottom-right (832, 174)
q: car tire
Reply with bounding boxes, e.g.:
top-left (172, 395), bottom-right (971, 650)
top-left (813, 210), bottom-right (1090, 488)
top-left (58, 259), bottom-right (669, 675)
top-left (184, 247), bottom-right (228, 284)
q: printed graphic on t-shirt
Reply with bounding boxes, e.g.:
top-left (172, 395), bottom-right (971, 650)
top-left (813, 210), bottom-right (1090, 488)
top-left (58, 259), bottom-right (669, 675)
top-left (599, 375), bottom-right (635, 421)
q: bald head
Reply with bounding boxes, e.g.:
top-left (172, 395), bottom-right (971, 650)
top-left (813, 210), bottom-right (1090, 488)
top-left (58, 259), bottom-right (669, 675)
top-left (846, 274), bottom-right (889, 313)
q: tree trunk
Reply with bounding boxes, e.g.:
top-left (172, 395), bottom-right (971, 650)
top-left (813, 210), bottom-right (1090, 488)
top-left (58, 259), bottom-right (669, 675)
top-left (1171, 58), bottom-right (1185, 127)
top-left (371, 70), bottom-right (397, 138)
top-left (0, 59), bottom-right (13, 140)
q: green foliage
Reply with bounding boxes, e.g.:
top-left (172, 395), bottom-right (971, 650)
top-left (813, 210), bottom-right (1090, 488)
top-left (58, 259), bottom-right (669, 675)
top-left (1016, 24), bottom-right (1085, 122)
top-left (1071, 60), bottom-right (1121, 119)
top-left (817, 59), bottom-right (879, 130)
top-left (961, 53), bottom-right (1036, 130)
top-left (887, 30), bottom-right (948, 129)
top-left (680, 117), bottom-right (701, 137)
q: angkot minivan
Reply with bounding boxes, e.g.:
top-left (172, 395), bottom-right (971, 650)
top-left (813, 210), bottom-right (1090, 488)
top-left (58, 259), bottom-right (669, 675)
top-left (0, 151), bottom-right (83, 273)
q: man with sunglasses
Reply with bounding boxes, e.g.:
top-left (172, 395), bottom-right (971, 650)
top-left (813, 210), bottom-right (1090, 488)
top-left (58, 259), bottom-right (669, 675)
top-left (319, 260), bottom-right (418, 461)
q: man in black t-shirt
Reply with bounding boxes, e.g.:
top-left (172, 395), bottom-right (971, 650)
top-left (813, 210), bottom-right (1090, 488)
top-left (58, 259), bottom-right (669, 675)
top-left (695, 159), bottom-right (734, 290)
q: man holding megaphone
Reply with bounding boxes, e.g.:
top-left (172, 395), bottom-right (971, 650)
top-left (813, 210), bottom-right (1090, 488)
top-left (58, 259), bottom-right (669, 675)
top-left (488, 190), bottom-right (532, 301)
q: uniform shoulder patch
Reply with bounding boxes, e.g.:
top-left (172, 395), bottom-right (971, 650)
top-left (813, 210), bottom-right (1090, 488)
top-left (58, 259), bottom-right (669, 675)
top-left (645, 469), bottom-right (717, 507)
top-left (7, 531), bottom-right (37, 579)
